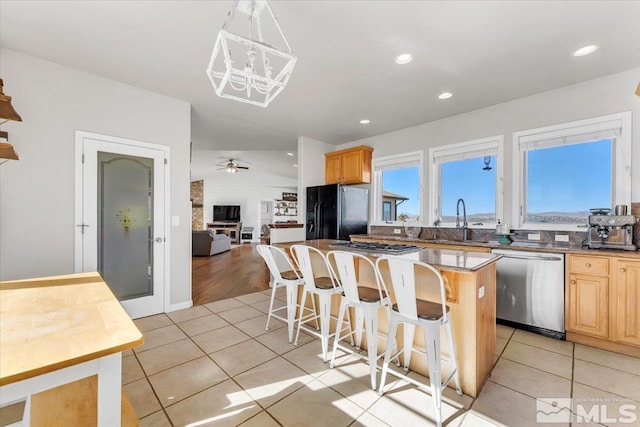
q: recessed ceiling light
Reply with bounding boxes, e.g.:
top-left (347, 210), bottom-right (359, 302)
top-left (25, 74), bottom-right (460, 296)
top-left (395, 54), bottom-right (413, 65)
top-left (438, 92), bottom-right (453, 100)
top-left (287, 152), bottom-right (294, 156)
top-left (293, 164), bottom-right (298, 168)
top-left (573, 45), bottom-right (598, 57)
top-left (359, 119), bottom-right (371, 124)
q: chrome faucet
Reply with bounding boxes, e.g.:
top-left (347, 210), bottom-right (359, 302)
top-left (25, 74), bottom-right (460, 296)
top-left (456, 198), bottom-right (469, 240)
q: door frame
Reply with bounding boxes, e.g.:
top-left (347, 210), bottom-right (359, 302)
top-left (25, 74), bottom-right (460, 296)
top-left (74, 130), bottom-right (171, 315)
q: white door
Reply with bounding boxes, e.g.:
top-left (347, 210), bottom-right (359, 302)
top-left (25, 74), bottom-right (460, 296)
top-left (75, 131), bottom-right (168, 319)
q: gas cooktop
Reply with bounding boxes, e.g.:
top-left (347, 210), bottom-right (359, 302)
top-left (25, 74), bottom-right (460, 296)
top-left (329, 241), bottom-right (422, 254)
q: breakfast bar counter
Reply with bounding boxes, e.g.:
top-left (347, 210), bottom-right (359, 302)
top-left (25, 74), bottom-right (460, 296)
top-left (277, 239), bottom-right (501, 397)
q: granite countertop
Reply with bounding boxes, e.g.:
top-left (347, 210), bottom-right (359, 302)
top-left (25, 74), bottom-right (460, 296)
top-left (350, 234), bottom-right (640, 258)
top-left (278, 239), bottom-right (501, 273)
top-left (411, 249), bottom-right (500, 273)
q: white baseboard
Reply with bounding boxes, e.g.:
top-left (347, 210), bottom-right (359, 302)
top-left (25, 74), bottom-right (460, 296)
top-left (166, 300), bottom-right (193, 312)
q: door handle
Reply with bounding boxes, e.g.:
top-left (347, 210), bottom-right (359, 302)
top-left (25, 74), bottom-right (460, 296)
top-left (154, 237), bottom-right (164, 243)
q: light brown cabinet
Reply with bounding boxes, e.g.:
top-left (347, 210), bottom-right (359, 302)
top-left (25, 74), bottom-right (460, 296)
top-left (567, 272), bottom-right (609, 338)
top-left (566, 254), bottom-right (640, 357)
top-left (325, 145), bottom-right (373, 184)
top-left (615, 258), bottom-right (640, 347)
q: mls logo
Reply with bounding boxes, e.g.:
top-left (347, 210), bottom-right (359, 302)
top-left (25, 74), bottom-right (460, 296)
top-left (536, 398), bottom-right (572, 423)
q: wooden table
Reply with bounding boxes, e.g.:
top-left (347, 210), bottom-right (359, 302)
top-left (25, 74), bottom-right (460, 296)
top-left (276, 239), bottom-right (501, 397)
top-left (0, 272), bottom-right (144, 426)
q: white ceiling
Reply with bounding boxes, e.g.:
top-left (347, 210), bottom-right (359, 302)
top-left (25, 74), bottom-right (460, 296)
top-left (190, 150), bottom-right (299, 180)
top-left (1, 0), bottom-right (639, 154)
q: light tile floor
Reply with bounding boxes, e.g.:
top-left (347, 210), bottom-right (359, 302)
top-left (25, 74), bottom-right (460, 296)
top-left (125, 288), bottom-right (640, 427)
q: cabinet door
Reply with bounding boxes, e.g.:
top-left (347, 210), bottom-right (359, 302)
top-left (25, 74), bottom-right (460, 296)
top-left (325, 153), bottom-right (343, 184)
top-left (341, 150), bottom-right (364, 183)
top-left (567, 273), bottom-right (609, 338)
top-left (615, 259), bottom-right (640, 346)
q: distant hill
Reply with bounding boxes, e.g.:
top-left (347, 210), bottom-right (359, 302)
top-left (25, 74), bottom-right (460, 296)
top-left (436, 211), bottom-right (590, 225)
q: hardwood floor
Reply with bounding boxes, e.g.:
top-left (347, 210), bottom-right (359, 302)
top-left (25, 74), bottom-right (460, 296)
top-left (192, 243), bottom-right (270, 305)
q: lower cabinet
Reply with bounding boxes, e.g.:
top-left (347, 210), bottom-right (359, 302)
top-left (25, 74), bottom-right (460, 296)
top-left (566, 254), bottom-right (640, 357)
top-left (615, 258), bottom-right (640, 347)
top-left (567, 273), bottom-right (609, 338)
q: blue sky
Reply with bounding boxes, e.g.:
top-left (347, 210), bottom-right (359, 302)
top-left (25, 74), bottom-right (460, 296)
top-left (383, 139), bottom-right (612, 217)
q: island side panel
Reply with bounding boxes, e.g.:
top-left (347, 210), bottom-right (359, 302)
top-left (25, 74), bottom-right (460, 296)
top-left (475, 262), bottom-right (497, 394)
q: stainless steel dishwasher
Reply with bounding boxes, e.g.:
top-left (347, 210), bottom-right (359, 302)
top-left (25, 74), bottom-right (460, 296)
top-left (492, 249), bottom-right (565, 339)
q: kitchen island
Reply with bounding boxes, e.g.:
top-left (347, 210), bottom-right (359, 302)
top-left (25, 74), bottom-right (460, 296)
top-left (276, 239), bottom-right (501, 397)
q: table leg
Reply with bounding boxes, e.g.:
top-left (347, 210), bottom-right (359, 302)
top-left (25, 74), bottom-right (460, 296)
top-left (97, 353), bottom-right (122, 427)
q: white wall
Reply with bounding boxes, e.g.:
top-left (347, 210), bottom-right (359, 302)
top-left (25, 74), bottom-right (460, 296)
top-left (297, 136), bottom-right (334, 223)
top-left (0, 49), bottom-right (192, 309)
top-left (202, 171), bottom-right (297, 239)
top-left (335, 68), bottom-right (640, 227)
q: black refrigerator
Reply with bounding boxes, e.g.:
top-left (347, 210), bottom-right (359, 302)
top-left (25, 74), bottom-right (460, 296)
top-left (306, 184), bottom-right (369, 240)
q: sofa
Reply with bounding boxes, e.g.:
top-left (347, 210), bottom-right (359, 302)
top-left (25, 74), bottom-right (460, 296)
top-left (192, 230), bottom-right (232, 256)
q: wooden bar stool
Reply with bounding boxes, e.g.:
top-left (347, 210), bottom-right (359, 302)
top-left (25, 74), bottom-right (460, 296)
top-left (256, 245), bottom-right (316, 342)
top-left (326, 250), bottom-right (393, 390)
top-left (376, 255), bottom-right (462, 427)
top-left (290, 245), bottom-right (353, 362)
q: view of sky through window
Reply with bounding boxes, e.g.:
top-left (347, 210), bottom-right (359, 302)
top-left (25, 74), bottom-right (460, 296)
top-left (381, 139), bottom-right (612, 225)
top-left (440, 156), bottom-right (496, 222)
top-left (526, 139), bottom-right (611, 223)
top-left (382, 166), bottom-right (420, 220)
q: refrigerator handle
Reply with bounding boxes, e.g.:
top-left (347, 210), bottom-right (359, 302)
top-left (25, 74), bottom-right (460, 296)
top-left (308, 203), bottom-right (317, 234)
top-left (318, 202), bottom-right (323, 239)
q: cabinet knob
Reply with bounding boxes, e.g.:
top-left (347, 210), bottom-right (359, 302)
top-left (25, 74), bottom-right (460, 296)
top-left (620, 268), bottom-right (626, 273)
top-left (570, 280), bottom-right (576, 285)
top-left (585, 263), bottom-right (591, 268)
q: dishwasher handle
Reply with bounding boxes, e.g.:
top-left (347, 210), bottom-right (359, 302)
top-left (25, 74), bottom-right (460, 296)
top-left (496, 254), bottom-right (563, 262)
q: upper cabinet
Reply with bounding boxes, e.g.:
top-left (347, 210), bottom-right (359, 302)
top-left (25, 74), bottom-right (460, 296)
top-left (325, 145), bottom-right (373, 185)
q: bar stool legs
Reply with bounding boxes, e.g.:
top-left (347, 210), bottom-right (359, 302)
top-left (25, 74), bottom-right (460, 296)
top-left (378, 316), bottom-right (462, 427)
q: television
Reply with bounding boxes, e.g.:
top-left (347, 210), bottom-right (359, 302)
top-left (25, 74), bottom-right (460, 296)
top-left (213, 205), bottom-right (241, 222)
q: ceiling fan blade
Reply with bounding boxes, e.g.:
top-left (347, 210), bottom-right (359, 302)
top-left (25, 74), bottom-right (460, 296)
top-left (236, 166), bottom-right (249, 170)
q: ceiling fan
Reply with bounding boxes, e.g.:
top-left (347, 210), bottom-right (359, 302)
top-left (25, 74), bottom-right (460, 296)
top-left (216, 158), bottom-right (249, 173)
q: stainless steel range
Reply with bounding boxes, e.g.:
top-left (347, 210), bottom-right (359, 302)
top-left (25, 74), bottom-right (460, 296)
top-left (588, 214), bottom-right (638, 251)
top-left (329, 241), bottom-right (422, 254)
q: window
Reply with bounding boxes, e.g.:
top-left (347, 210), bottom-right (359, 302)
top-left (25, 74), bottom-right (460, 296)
top-left (382, 202), bottom-right (392, 221)
top-left (372, 151), bottom-right (422, 224)
top-left (429, 136), bottom-right (503, 227)
top-left (513, 112), bottom-right (632, 230)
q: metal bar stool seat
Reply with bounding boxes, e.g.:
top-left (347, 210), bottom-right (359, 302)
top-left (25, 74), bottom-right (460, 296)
top-left (290, 245), bottom-right (353, 362)
top-left (327, 250), bottom-right (396, 390)
top-left (376, 255), bottom-right (462, 427)
top-left (256, 245), bottom-right (318, 343)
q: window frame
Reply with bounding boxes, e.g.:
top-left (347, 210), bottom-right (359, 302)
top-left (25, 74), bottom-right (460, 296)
top-left (428, 136), bottom-right (504, 228)
top-left (371, 151), bottom-right (423, 226)
top-left (512, 111), bottom-right (632, 231)
top-left (382, 201), bottom-right (392, 221)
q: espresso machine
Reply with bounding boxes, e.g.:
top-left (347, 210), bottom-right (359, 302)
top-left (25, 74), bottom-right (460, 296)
top-left (588, 213), bottom-right (638, 251)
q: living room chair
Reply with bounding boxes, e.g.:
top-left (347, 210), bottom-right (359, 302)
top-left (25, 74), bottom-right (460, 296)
top-left (192, 230), bottom-right (231, 256)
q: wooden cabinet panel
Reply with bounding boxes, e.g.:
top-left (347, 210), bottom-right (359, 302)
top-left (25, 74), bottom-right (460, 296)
top-left (567, 273), bottom-right (609, 338)
top-left (324, 146), bottom-right (372, 184)
top-left (325, 153), bottom-right (342, 184)
top-left (615, 259), bottom-right (640, 346)
top-left (566, 254), bottom-right (640, 356)
top-left (342, 149), bottom-right (365, 183)
top-left (568, 255), bottom-right (609, 276)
